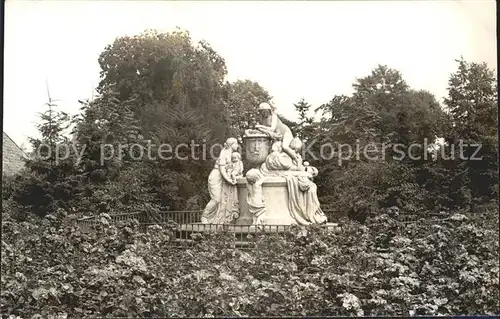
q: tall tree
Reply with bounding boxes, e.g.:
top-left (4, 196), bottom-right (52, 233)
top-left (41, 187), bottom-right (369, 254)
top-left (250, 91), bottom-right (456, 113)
top-left (96, 29), bottom-right (230, 141)
top-left (443, 58), bottom-right (498, 199)
top-left (29, 99), bottom-right (71, 168)
top-left (14, 94), bottom-right (78, 217)
top-left (312, 65), bottom-right (450, 213)
top-left (350, 65), bottom-right (448, 160)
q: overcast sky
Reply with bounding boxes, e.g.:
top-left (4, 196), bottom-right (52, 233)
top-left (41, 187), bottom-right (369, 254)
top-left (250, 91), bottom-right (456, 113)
top-left (4, 0), bottom-right (497, 149)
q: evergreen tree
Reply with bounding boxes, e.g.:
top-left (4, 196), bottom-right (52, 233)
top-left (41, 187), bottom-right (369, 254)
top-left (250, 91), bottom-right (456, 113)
top-left (14, 93), bottom-right (78, 217)
top-left (29, 92), bottom-right (70, 167)
top-left (293, 98), bottom-right (314, 140)
top-left (443, 58), bottom-right (498, 200)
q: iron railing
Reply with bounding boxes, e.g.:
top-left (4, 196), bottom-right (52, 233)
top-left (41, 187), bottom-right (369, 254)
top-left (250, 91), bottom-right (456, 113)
top-left (74, 210), bottom-right (460, 248)
top-left (75, 209), bottom-right (454, 230)
top-left (76, 210), bottom-right (339, 228)
top-left (75, 210), bottom-right (342, 248)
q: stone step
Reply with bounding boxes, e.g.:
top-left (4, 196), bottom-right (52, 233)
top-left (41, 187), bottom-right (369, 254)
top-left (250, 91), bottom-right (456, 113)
top-left (174, 238), bottom-right (257, 248)
top-left (174, 223), bottom-right (341, 244)
top-left (179, 224), bottom-right (289, 233)
top-left (178, 222), bottom-right (340, 233)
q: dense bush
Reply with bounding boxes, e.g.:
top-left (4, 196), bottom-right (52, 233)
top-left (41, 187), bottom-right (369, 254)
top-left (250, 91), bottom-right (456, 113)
top-left (2, 203), bottom-right (498, 317)
top-left (317, 160), bottom-right (441, 225)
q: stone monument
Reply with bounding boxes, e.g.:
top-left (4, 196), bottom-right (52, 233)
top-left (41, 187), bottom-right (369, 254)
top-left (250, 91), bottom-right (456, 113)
top-left (201, 102), bottom-right (327, 226)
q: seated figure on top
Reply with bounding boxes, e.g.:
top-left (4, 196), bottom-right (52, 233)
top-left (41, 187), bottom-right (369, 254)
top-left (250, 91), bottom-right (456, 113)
top-left (255, 102), bottom-right (299, 163)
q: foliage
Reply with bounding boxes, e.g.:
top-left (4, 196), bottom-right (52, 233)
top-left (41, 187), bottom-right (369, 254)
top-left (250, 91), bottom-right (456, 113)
top-left (96, 28), bottom-right (230, 140)
top-left (97, 29), bottom-right (226, 105)
top-left (316, 160), bottom-right (428, 219)
top-left (28, 98), bottom-right (71, 165)
top-left (310, 61), bottom-right (496, 213)
top-left (9, 97), bottom-right (80, 217)
top-left (293, 98), bottom-right (314, 140)
top-left (443, 58), bottom-right (498, 200)
top-left (72, 91), bottom-right (143, 177)
top-left (314, 94), bottom-right (383, 161)
top-left (1, 203), bottom-right (498, 317)
top-left (89, 28), bottom-right (235, 211)
top-left (223, 80), bottom-right (273, 138)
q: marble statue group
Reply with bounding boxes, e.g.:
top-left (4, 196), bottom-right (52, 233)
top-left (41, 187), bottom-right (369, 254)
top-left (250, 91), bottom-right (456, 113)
top-left (201, 102), bottom-right (328, 226)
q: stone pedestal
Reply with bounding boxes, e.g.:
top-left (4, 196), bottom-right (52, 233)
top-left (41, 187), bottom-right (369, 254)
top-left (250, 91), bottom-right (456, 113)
top-left (235, 176), bottom-right (296, 225)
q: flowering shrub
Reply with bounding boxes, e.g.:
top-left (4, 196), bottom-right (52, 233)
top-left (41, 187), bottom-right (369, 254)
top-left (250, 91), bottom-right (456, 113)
top-left (1, 203), bottom-right (498, 317)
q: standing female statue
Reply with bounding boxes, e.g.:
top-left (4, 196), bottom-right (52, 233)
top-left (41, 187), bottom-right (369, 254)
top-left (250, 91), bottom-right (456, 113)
top-left (201, 137), bottom-right (241, 224)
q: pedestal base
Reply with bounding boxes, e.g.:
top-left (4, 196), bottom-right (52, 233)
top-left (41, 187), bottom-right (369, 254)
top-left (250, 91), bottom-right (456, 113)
top-left (236, 176), bottom-right (298, 225)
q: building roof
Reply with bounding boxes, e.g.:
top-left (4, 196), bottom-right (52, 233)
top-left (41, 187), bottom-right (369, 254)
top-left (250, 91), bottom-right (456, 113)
top-left (2, 132), bottom-right (29, 175)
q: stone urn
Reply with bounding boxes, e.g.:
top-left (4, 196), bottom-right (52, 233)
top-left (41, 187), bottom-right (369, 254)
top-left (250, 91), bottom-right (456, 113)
top-left (242, 130), bottom-right (271, 168)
